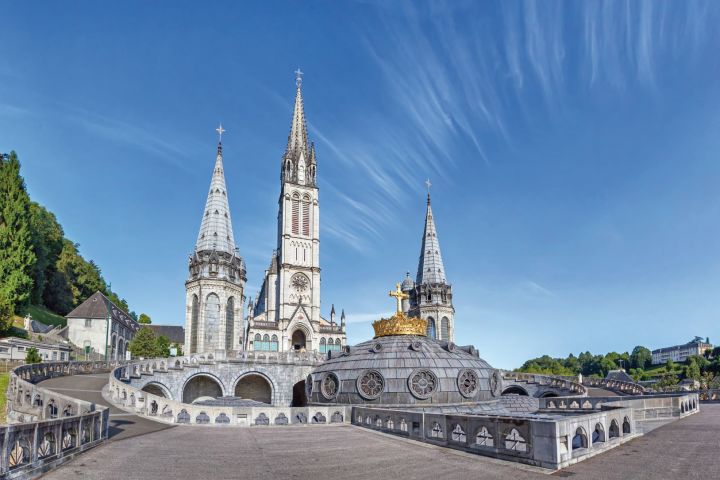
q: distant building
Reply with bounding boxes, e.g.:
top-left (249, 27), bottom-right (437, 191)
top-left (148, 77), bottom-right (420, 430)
top-left (651, 337), bottom-right (712, 365)
top-left (147, 325), bottom-right (185, 348)
top-left (0, 338), bottom-right (72, 362)
top-left (65, 291), bottom-right (140, 360)
top-left (605, 369), bottom-right (635, 383)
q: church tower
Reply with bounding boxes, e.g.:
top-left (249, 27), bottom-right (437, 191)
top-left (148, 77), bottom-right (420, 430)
top-left (248, 71), bottom-right (345, 353)
top-left (185, 129), bottom-right (246, 354)
top-left (402, 188), bottom-right (455, 342)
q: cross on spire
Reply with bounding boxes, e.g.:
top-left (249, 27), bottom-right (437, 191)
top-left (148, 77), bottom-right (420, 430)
top-left (425, 178), bottom-right (432, 204)
top-left (389, 282), bottom-right (409, 313)
top-left (216, 123), bottom-right (226, 143)
top-left (294, 67), bottom-right (304, 87)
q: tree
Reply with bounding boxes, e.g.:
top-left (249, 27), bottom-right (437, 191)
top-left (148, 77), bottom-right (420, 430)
top-left (28, 202), bottom-right (64, 305)
top-left (0, 152), bottom-right (36, 330)
top-left (128, 326), bottom-right (158, 358)
top-left (684, 359), bottom-right (701, 381)
top-left (630, 346), bottom-right (652, 370)
top-left (156, 335), bottom-right (170, 357)
top-left (138, 313), bottom-right (152, 324)
top-left (25, 347), bottom-right (42, 363)
top-left (665, 359), bottom-right (675, 373)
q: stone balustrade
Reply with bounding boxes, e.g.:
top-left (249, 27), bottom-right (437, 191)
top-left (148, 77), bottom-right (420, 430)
top-left (539, 392), bottom-right (699, 420)
top-left (1, 361), bottom-right (114, 479)
top-left (502, 372), bottom-right (587, 396)
top-left (108, 359), bottom-right (350, 427)
top-left (581, 377), bottom-right (646, 395)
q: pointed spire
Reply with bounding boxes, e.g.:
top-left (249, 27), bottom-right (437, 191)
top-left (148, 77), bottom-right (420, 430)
top-left (330, 304), bottom-right (336, 325)
top-left (286, 69), bottom-right (309, 159)
top-left (416, 186), bottom-right (447, 285)
top-left (341, 309), bottom-right (346, 326)
top-left (195, 127), bottom-right (237, 254)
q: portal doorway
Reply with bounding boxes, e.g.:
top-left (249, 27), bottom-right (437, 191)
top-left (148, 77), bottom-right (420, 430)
top-left (291, 330), bottom-right (306, 350)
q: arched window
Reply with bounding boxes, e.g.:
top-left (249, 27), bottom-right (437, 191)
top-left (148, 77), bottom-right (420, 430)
top-left (254, 333), bottom-right (262, 351)
top-left (572, 427), bottom-right (588, 450)
top-left (225, 297), bottom-right (235, 351)
top-left (262, 334), bottom-right (270, 351)
top-left (592, 423), bottom-right (605, 443)
top-left (609, 419), bottom-right (620, 439)
top-left (302, 195), bottom-right (311, 236)
top-left (440, 317), bottom-right (449, 340)
top-left (291, 194), bottom-right (300, 235)
top-left (204, 293), bottom-right (221, 350)
top-left (622, 417), bottom-right (631, 434)
top-left (190, 295), bottom-right (199, 354)
top-left (319, 337), bottom-right (327, 354)
top-left (426, 317), bottom-right (436, 339)
top-left (270, 335), bottom-right (279, 351)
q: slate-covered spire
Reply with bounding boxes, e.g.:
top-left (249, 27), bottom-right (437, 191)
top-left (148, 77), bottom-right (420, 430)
top-left (415, 192), bottom-right (447, 285)
top-left (195, 136), bottom-right (237, 254)
top-left (285, 70), bottom-right (309, 160)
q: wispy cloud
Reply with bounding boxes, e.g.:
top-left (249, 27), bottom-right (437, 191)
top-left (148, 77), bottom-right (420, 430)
top-left (343, 311), bottom-right (393, 325)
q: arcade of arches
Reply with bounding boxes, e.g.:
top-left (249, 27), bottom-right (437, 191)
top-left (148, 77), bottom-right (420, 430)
top-left (183, 375), bottom-right (223, 403)
top-left (235, 374), bottom-right (272, 404)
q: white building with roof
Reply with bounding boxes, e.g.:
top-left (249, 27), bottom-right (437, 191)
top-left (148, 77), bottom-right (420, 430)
top-left (0, 337), bottom-right (72, 362)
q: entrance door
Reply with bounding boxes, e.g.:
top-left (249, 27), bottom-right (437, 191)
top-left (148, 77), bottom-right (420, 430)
top-left (291, 330), bottom-right (306, 350)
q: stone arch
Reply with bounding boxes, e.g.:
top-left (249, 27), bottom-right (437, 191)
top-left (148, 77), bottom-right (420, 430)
top-left (502, 385), bottom-right (529, 396)
top-left (440, 317), bottom-right (450, 340)
top-left (292, 379), bottom-right (307, 407)
top-left (609, 419), bottom-right (620, 439)
top-left (622, 417), bottom-right (631, 434)
top-left (291, 326), bottom-right (308, 351)
top-left (426, 317), bottom-right (436, 339)
top-left (592, 422), bottom-right (605, 444)
top-left (539, 391), bottom-right (559, 398)
top-left (182, 373), bottom-right (224, 403)
top-left (141, 382), bottom-right (173, 399)
top-left (572, 427), bottom-right (588, 450)
top-left (233, 372), bottom-right (274, 404)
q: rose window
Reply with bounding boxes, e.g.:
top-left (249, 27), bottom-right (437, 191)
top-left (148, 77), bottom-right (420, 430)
top-left (321, 372), bottom-right (340, 400)
top-left (357, 370), bottom-right (385, 400)
top-left (457, 369), bottom-right (479, 398)
top-left (291, 273), bottom-right (309, 292)
top-left (409, 369), bottom-right (438, 399)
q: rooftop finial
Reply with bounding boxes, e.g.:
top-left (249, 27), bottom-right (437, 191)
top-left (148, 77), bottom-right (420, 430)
top-left (216, 123), bottom-right (226, 143)
top-left (294, 67), bottom-right (304, 87)
top-left (425, 178), bottom-right (432, 204)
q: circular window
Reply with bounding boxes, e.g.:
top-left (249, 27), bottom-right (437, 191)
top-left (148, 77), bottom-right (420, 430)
top-left (321, 372), bottom-right (340, 400)
top-left (356, 370), bottom-right (385, 400)
top-left (372, 342), bottom-right (383, 353)
top-left (457, 369), bottom-right (479, 398)
top-left (410, 340), bottom-right (423, 352)
top-left (408, 369), bottom-right (438, 399)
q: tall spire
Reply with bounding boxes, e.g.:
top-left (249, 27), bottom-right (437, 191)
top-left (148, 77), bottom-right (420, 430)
top-left (416, 188), bottom-right (447, 285)
top-left (195, 126), bottom-right (237, 254)
top-left (286, 68), bottom-right (309, 159)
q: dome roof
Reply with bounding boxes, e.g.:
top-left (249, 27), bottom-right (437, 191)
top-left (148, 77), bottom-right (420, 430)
top-left (401, 274), bottom-right (414, 290)
top-left (308, 335), bottom-right (502, 406)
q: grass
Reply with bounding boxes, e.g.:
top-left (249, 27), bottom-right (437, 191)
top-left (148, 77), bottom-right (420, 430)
top-left (22, 304), bottom-right (66, 328)
top-left (0, 372), bottom-right (9, 424)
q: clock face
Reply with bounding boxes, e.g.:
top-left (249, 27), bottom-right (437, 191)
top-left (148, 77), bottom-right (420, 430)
top-left (291, 273), bottom-right (310, 292)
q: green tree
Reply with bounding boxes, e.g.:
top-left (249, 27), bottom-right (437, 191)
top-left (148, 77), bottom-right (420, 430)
top-left (25, 347), bottom-right (42, 363)
top-left (665, 359), bottom-right (675, 373)
top-left (171, 343), bottom-right (183, 356)
top-left (630, 346), bottom-right (652, 370)
top-left (128, 326), bottom-right (158, 358)
top-left (156, 335), bottom-right (170, 357)
top-left (138, 313), bottom-right (152, 324)
top-left (0, 152), bottom-right (36, 330)
top-left (684, 358), bottom-right (701, 381)
top-left (28, 202), bottom-right (64, 305)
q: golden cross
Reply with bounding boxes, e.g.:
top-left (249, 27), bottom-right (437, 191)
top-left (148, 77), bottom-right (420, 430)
top-left (389, 282), bottom-right (409, 313)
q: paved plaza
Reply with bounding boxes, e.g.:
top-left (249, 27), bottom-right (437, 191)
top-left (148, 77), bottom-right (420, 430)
top-left (38, 375), bottom-right (720, 480)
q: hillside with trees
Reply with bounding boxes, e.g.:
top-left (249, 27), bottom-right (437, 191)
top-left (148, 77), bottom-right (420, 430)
top-left (0, 151), bottom-right (134, 333)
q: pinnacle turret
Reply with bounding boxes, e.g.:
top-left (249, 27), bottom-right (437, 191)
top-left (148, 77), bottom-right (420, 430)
top-left (416, 191), bottom-right (447, 285)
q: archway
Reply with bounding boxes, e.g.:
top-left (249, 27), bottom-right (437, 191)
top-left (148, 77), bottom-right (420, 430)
top-left (539, 392), bottom-right (559, 398)
top-left (142, 382), bottom-right (171, 399)
top-left (182, 374), bottom-right (223, 403)
top-left (291, 329), bottom-right (306, 350)
top-left (234, 374), bottom-right (272, 404)
top-left (292, 380), bottom-right (307, 407)
top-left (502, 386), bottom-right (529, 396)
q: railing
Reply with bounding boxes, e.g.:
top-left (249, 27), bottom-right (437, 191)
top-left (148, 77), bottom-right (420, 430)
top-left (539, 392), bottom-right (699, 419)
top-left (1, 361), bottom-right (115, 479)
top-left (138, 351), bottom-right (325, 372)
top-left (108, 360), bottom-right (350, 427)
top-left (502, 372), bottom-right (587, 396)
top-left (581, 377), bottom-right (646, 395)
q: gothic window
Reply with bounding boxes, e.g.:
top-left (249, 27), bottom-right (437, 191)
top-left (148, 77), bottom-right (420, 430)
top-left (319, 337), bottom-right (327, 354)
top-left (426, 317), bottom-right (436, 339)
top-left (623, 417), bottom-right (631, 434)
top-left (592, 423), bottom-right (605, 444)
top-left (400, 419), bottom-right (408, 432)
top-left (302, 195), bottom-right (310, 236)
top-left (430, 422), bottom-right (443, 438)
top-left (357, 370), bottom-right (385, 400)
top-left (262, 334), bottom-right (270, 351)
top-left (291, 194), bottom-right (300, 234)
top-left (441, 317), bottom-right (450, 340)
top-left (254, 333), bottom-right (262, 351)
top-left (225, 297), bottom-right (235, 351)
top-left (504, 428), bottom-right (528, 452)
top-left (408, 369), bottom-right (438, 399)
top-left (475, 426), bottom-right (494, 447)
top-left (270, 335), bottom-right (279, 351)
top-left (451, 425), bottom-right (466, 442)
top-left (572, 427), bottom-right (588, 450)
top-left (457, 369), bottom-right (479, 398)
top-left (204, 293), bottom-right (221, 350)
top-left (609, 419), bottom-right (620, 439)
top-left (190, 295), bottom-right (200, 353)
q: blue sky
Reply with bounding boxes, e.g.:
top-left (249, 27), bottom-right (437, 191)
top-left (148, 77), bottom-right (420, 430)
top-left (2, 1), bottom-right (719, 369)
